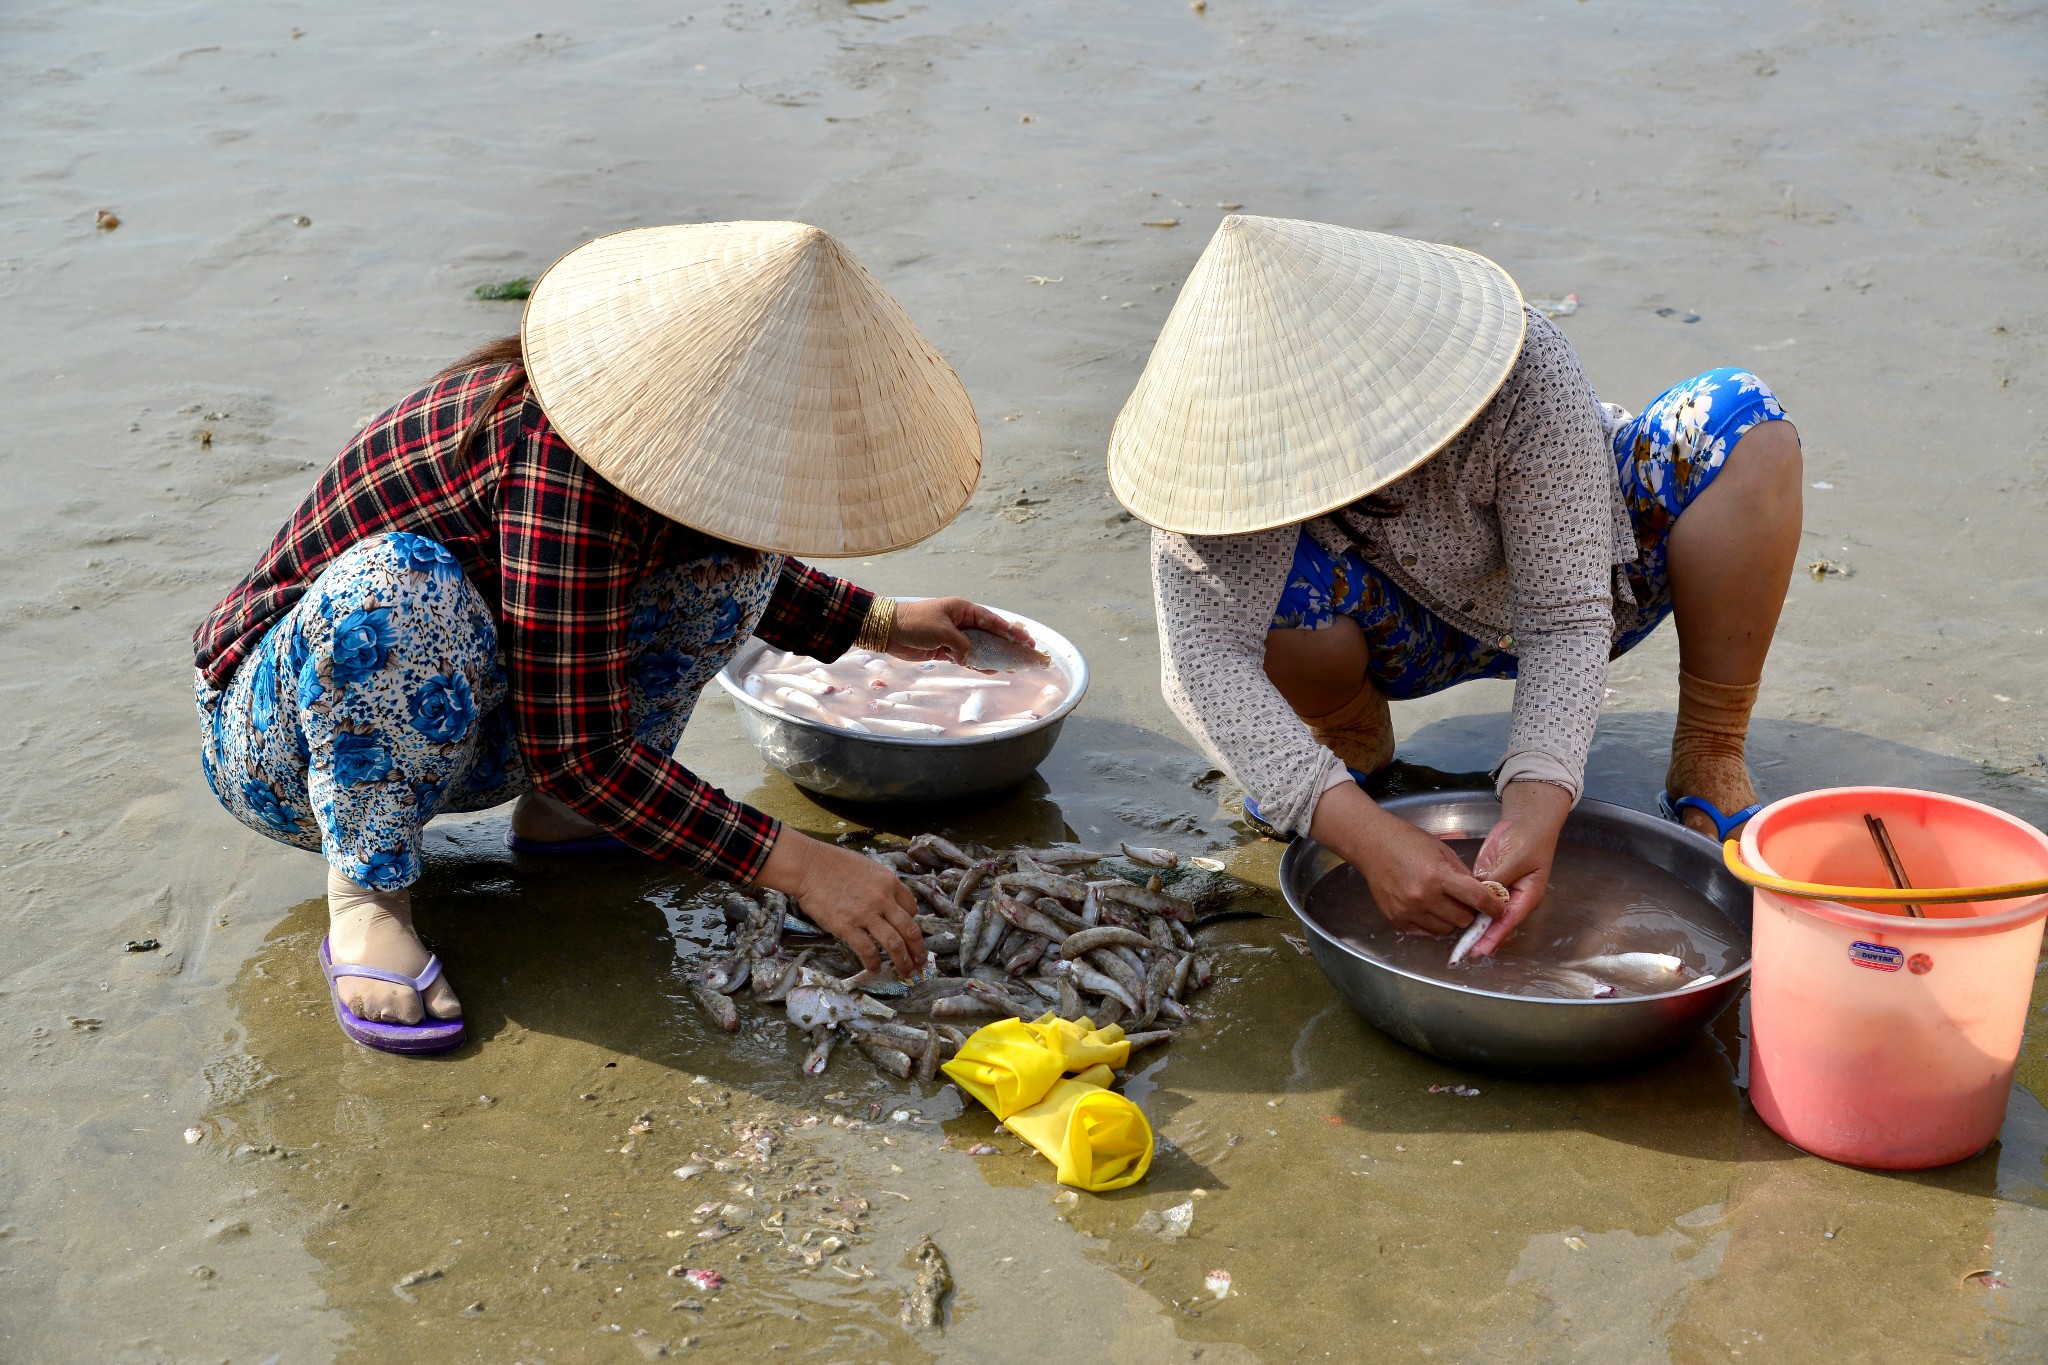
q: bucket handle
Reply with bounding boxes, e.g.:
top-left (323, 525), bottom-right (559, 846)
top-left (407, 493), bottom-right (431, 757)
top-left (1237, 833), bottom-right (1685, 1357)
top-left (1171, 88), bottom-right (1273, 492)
top-left (1722, 840), bottom-right (2048, 905)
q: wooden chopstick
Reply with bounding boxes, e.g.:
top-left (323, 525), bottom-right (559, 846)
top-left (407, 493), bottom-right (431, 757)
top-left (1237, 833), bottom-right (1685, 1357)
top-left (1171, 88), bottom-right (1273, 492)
top-left (1863, 814), bottom-right (1924, 918)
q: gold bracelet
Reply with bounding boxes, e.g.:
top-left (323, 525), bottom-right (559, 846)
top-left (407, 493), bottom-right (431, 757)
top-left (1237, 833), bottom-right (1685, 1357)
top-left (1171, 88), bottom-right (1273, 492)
top-left (854, 596), bottom-right (897, 651)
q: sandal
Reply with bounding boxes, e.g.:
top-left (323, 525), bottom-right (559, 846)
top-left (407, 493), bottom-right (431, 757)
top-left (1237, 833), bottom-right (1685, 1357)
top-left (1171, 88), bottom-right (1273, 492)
top-left (320, 937), bottom-right (466, 1054)
top-left (1658, 791), bottom-right (1764, 843)
top-left (1242, 766), bottom-right (1379, 841)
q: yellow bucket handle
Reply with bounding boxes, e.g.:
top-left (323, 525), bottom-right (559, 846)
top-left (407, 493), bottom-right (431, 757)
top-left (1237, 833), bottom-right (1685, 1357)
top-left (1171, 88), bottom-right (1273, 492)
top-left (1722, 840), bottom-right (2048, 905)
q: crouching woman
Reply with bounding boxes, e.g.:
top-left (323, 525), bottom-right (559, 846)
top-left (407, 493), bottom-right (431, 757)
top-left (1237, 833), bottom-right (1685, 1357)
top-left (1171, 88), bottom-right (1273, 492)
top-left (193, 223), bottom-right (1018, 1053)
top-left (1110, 217), bottom-right (1801, 955)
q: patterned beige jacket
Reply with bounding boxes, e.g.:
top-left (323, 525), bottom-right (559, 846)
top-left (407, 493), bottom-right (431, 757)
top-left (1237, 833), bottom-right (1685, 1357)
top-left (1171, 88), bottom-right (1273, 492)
top-left (1151, 309), bottom-right (1640, 836)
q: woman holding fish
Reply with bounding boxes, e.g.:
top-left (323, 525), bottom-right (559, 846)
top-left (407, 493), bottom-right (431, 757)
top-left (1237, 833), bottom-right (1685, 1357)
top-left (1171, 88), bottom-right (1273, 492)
top-left (1117, 217), bottom-right (1802, 956)
top-left (191, 222), bottom-right (1028, 1053)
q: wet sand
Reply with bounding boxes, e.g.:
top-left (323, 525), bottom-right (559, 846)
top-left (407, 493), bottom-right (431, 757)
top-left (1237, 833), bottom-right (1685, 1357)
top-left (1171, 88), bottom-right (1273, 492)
top-left (4, 0), bottom-right (2046, 1360)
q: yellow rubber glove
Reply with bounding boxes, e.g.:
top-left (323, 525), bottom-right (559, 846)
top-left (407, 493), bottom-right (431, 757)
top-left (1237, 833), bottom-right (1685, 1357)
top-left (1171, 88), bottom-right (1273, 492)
top-left (1070, 1062), bottom-right (1116, 1090)
top-left (940, 1018), bottom-right (1065, 1120)
top-left (1003, 1076), bottom-right (1154, 1192)
top-left (1020, 1012), bottom-right (1131, 1072)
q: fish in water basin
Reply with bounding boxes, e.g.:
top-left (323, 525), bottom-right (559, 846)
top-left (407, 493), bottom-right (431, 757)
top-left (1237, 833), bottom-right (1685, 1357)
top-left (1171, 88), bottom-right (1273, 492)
top-left (1447, 880), bottom-right (1512, 966)
top-left (1567, 952), bottom-right (1702, 993)
top-left (961, 628), bottom-right (1050, 673)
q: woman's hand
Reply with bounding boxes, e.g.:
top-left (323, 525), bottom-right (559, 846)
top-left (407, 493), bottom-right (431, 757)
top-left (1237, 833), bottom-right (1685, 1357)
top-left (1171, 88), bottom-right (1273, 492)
top-left (1309, 782), bottom-right (1494, 936)
top-left (885, 597), bottom-right (1035, 664)
top-left (756, 830), bottom-right (926, 976)
top-left (1465, 780), bottom-right (1572, 957)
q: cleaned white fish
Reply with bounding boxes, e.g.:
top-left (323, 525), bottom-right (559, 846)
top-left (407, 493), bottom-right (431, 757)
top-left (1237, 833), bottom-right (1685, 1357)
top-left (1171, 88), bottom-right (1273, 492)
top-left (916, 677), bottom-right (1008, 691)
top-left (963, 718), bottom-right (1036, 735)
top-left (1545, 969), bottom-right (1619, 999)
top-left (1447, 913), bottom-right (1493, 967)
top-left (774, 686), bottom-right (829, 717)
top-left (1569, 952), bottom-right (1698, 991)
top-left (747, 645), bottom-right (1067, 739)
top-left (763, 672), bottom-right (837, 695)
top-left (868, 716), bottom-right (946, 736)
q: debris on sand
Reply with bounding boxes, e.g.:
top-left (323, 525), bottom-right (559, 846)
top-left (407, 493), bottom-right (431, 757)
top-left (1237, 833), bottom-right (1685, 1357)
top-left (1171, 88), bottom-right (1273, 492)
top-left (1136, 1199), bottom-right (1195, 1241)
top-left (391, 1266), bottom-right (444, 1301)
top-left (900, 1236), bottom-right (953, 1330)
top-left (125, 938), bottom-right (160, 953)
top-left (1807, 558), bottom-right (1852, 581)
top-left (94, 209), bottom-right (120, 231)
top-left (1530, 293), bottom-right (1579, 317)
top-left (1205, 1268), bottom-right (1233, 1298)
top-left (473, 277), bottom-right (533, 301)
top-left (668, 1266), bottom-right (724, 1293)
top-left (1427, 1084), bottom-right (1482, 1097)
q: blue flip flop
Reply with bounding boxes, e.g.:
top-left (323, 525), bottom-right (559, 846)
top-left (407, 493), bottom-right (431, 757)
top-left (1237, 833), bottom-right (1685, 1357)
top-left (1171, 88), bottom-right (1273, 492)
top-left (1243, 767), bottom-right (1377, 839)
top-left (504, 830), bottom-right (633, 854)
top-left (1658, 791), bottom-right (1764, 842)
top-left (320, 938), bottom-right (466, 1054)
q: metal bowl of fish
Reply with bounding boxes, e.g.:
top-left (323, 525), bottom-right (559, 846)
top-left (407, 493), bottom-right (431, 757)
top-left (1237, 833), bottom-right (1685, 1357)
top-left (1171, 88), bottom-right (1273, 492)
top-left (715, 602), bottom-right (1089, 803)
top-left (1280, 792), bottom-right (1751, 1074)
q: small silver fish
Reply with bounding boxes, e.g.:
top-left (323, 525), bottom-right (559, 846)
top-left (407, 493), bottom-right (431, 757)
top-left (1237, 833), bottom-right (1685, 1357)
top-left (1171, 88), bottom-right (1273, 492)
top-left (961, 628), bottom-right (1051, 673)
top-left (1447, 913), bottom-right (1494, 967)
top-left (691, 983), bottom-right (741, 1032)
top-left (1568, 952), bottom-right (1698, 991)
top-left (1121, 842), bottom-right (1180, 868)
top-left (1447, 880), bottom-right (1512, 966)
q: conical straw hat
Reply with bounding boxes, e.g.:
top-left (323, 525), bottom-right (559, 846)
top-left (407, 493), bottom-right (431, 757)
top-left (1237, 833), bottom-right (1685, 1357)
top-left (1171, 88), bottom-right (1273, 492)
top-left (521, 222), bottom-right (981, 556)
top-left (1107, 216), bottom-right (1526, 537)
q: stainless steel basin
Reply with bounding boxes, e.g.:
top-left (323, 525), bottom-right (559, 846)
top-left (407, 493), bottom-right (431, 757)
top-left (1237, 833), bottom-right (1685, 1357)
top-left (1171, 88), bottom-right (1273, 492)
top-left (714, 604), bottom-right (1088, 804)
top-left (1280, 791), bottom-right (1752, 1074)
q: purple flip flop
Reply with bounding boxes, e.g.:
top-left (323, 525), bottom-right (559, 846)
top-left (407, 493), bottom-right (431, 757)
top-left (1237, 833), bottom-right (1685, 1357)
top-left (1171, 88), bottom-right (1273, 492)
top-left (319, 938), bottom-right (466, 1054)
top-left (503, 830), bottom-right (633, 855)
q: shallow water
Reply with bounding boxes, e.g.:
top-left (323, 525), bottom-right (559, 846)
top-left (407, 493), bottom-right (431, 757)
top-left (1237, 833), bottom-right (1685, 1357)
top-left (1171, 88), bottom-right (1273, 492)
top-left (5, 0), bottom-right (2048, 1361)
top-left (1306, 839), bottom-right (1742, 998)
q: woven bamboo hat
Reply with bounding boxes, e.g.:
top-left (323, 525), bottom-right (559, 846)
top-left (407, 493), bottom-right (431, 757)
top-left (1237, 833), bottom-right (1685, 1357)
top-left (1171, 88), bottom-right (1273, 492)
top-left (1107, 216), bottom-right (1525, 536)
top-left (521, 222), bottom-right (981, 556)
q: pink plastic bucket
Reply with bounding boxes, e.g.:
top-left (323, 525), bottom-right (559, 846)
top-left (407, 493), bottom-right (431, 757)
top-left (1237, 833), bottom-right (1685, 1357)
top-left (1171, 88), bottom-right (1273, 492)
top-left (1741, 787), bottom-right (2048, 1169)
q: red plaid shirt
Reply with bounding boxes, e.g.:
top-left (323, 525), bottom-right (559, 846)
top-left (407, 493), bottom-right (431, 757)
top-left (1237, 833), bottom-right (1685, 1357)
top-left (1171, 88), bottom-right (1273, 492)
top-left (193, 363), bottom-right (872, 883)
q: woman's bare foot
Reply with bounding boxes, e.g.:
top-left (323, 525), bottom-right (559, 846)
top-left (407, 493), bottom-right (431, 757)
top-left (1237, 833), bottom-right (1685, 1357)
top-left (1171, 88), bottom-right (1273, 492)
top-left (508, 791), bottom-right (607, 844)
top-left (326, 867), bottom-right (462, 1024)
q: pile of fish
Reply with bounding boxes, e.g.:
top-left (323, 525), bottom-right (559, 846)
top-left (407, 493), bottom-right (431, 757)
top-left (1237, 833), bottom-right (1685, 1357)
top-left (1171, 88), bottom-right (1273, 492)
top-left (689, 836), bottom-right (1237, 1081)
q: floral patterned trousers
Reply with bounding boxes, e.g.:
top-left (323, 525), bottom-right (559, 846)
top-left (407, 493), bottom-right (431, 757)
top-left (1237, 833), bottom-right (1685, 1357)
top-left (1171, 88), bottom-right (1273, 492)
top-left (196, 532), bottom-right (779, 891)
top-left (1269, 367), bottom-right (1790, 699)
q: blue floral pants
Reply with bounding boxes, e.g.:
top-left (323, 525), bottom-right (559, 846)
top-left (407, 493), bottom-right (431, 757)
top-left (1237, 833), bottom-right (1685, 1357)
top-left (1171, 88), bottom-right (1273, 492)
top-left (1269, 368), bottom-right (1790, 699)
top-left (196, 532), bottom-right (780, 891)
